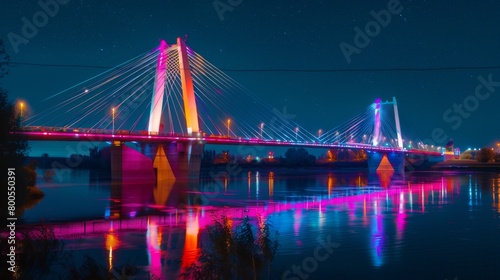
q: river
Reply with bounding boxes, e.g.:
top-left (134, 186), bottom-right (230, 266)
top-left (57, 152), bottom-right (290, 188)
top-left (23, 168), bottom-right (500, 280)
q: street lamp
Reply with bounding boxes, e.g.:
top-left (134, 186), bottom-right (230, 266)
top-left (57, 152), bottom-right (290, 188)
top-left (227, 119), bottom-right (231, 137)
top-left (112, 107), bottom-right (116, 134)
top-left (260, 122), bottom-right (264, 139)
top-left (318, 129), bottom-right (322, 139)
top-left (295, 127), bottom-right (299, 142)
top-left (19, 102), bottom-right (24, 129)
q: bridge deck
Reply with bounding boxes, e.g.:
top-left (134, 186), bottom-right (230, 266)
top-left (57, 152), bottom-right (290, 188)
top-left (11, 130), bottom-right (442, 156)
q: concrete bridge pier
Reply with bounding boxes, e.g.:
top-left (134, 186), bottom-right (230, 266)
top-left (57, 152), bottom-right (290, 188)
top-left (112, 141), bottom-right (204, 189)
top-left (367, 150), bottom-right (406, 174)
top-left (152, 142), bottom-right (204, 182)
top-left (110, 141), bottom-right (156, 183)
top-left (110, 141), bottom-right (205, 209)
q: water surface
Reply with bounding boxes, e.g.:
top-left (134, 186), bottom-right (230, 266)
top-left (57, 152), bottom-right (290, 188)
top-left (25, 169), bottom-right (500, 279)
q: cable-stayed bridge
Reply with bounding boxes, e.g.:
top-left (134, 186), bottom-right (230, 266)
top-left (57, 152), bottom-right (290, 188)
top-left (12, 37), bottom-right (443, 178)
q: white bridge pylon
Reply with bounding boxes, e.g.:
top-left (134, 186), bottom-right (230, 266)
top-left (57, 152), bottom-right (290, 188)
top-left (372, 97), bottom-right (403, 149)
top-left (148, 38), bottom-right (200, 135)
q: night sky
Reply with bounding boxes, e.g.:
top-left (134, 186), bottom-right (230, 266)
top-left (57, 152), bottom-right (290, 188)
top-left (1, 0), bottom-right (499, 149)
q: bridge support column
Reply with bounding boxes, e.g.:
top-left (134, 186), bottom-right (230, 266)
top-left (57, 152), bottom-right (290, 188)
top-left (141, 143), bottom-right (157, 160)
top-left (155, 142), bottom-right (204, 183)
top-left (153, 142), bottom-right (204, 206)
top-left (110, 141), bottom-right (204, 206)
top-left (110, 141), bottom-right (156, 183)
top-left (367, 151), bottom-right (405, 174)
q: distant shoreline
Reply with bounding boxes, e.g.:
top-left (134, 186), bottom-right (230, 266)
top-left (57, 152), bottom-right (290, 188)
top-left (27, 155), bottom-right (500, 173)
top-left (433, 160), bottom-right (500, 171)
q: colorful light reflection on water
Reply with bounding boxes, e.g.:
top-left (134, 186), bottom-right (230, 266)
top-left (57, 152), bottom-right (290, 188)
top-left (24, 170), bottom-right (500, 279)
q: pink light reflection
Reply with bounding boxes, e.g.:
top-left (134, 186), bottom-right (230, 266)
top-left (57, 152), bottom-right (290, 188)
top-left (293, 209), bottom-right (302, 237)
top-left (370, 213), bottom-right (385, 267)
top-left (146, 219), bottom-right (161, 278)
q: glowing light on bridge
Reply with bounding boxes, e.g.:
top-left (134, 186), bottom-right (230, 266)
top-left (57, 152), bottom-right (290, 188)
top-left (372, 98), bottom-right (382, 146)
top-left (178, 37), bottom-right (200, 134)
top-left (18, 101), bottom-right (25, 128)
top-left (19, 102), bottom-right (24, 116)
top-left (112, 107), bottom-right (116, 134)
top-left (148, 40), bottom-right (168, 134)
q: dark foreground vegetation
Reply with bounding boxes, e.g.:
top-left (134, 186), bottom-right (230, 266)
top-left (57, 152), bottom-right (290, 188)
top-left (181, 215), bottom-right (279, 280)
top-left (1, 214), bottom-right (278, 280)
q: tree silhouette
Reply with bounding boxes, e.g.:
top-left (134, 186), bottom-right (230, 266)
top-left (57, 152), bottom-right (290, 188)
top-left (202, 149), bottom-right (217, 164)
top-left (284, 147), bottom-right (316, 166)
top-left (476, 147), bottom-right (495, 163)
top-left (181, 215), bottom-right (278, 280)
top-left (0, 39), bottom-right (30, 221)
top-left (459, 150), bottom-right (474, 160)
top-left (0, 39), bottom-right (8, 78)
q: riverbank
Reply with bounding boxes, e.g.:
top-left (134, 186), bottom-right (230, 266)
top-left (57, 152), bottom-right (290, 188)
top-left (201, 161), bottom-right (368, 174)
top-left (433, 159), bottom-right (500, 171)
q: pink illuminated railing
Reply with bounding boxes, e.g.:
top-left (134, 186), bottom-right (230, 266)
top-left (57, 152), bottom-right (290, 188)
top-left (11, 129), bottom-right (442, 156)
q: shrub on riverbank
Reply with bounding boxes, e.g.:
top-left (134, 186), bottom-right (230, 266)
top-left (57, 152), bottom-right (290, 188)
top-left (476, 147), bottom-right (495, 163)
top-left (1, 224), bottom-right (141, 279)
top-left (181, 214), bottom-right (279, 280)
